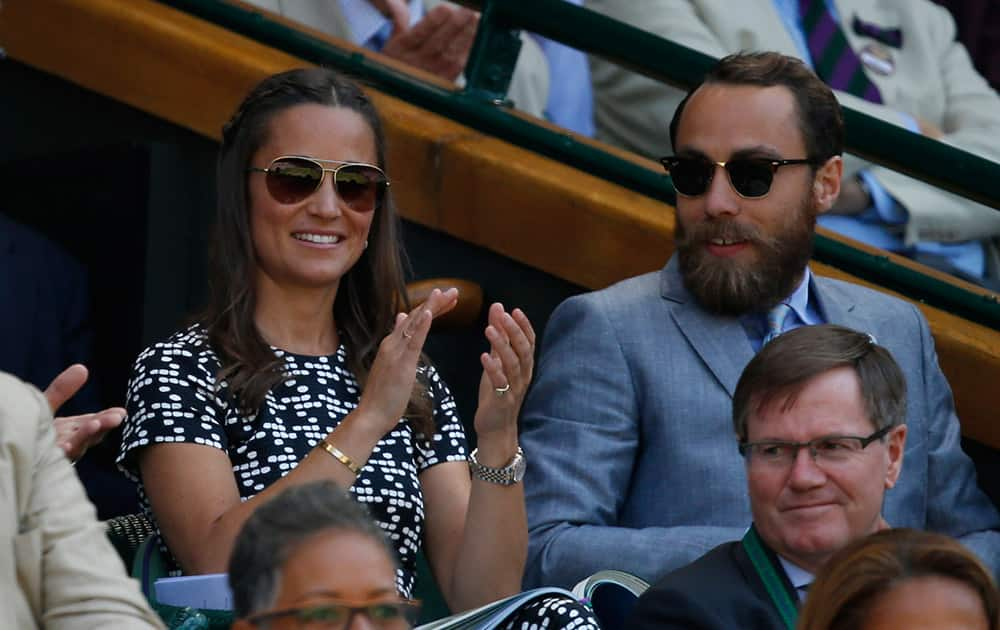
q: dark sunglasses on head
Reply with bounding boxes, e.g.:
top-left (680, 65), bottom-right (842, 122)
top-left (660, 155), bottom-right (816, 199)
top-left (248, 155), bottom-right (389, 212)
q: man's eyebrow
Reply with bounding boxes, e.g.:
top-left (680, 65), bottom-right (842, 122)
top-left (751, 433), bottom-right (864, 444)
top-left (674, 147), bottom-right (709, 159)
top-left (730, 146), bottom-right (784, 160)
top-left (673, 146), bottom-right (786, 161)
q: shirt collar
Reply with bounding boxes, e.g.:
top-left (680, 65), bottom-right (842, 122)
top-left (777, 555), bottom-right (814, 601)
top-left (784, 266), bottom-right (814, 326)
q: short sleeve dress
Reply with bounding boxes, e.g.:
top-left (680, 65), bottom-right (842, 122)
top-left (117, 324), bottom-right (467, 597)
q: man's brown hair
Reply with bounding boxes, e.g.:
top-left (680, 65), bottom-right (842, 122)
top-left (732, 324), bottom-right (906, 441)
top-left (670, 51), bottom-right (845, 164)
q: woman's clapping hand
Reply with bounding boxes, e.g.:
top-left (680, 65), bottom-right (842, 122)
top-left (355, 288), bottom-right (459, 435)
top-left (473, 304), bottom-right (536, 441)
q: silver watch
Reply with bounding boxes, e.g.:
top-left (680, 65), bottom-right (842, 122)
top-left (468, 447), bottom-right (526, 486)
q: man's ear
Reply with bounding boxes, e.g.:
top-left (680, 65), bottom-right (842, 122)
top-left (813, 155), bottom-right (843, 215)
top-left (884, 424), bottom-right (907, 489)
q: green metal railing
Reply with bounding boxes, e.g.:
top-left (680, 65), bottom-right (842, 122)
top-left (161, 0), bottom-right (1000, 328)
top-left (461, 0), bottom-right (1000, 209)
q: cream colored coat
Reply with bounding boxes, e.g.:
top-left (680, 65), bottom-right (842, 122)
top-left (0, 373), bottom-right (163, 629)
top-left (586, 0), bottom-right (1000, 252)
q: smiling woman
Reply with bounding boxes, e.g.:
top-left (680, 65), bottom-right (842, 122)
top-left (247, 105), bottom-right (380, 298)
top-left (115, 67), bottom-right (596, 629)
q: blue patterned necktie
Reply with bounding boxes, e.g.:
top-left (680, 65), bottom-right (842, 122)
top-left (763, 303), bottom-right (792, 347)
top-left (798, 0), bottom-right (883, 103)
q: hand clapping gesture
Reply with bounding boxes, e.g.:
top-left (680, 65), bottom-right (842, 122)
top-left (474, 303), bottom-right (536, 441)
top-left (355, 287), bottom-right (459, 434)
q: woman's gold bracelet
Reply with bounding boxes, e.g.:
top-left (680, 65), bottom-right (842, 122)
top-left (321, 439), bottom-right (361, 475)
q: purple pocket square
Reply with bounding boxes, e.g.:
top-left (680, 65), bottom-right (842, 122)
top-left (852, 14), bottom-right (903, 48)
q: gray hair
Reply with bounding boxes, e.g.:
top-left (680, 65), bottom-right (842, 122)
top-left (732, 324), bottom-right (906, 441)
top-left (228, 480), bottom-right (395, 618)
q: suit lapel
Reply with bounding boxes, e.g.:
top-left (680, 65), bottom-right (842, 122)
top-left (735, 530), bottom-right (801, 621)
top-left (661, 259), bottom-right (755, 397)
top-left (812, 275), bottom-right (868, 330)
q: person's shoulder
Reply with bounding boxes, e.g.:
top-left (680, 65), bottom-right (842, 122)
top-left (649, 541), bottom-right (743, 592)
top-left (594, 269), bottom-right (664, 300)
top-left (148, 323), bottom-right (210, 351)
top-left (0, 215), bottom-right (85, 279)
top-left (419, 360), bottom-right (450, 396)
top-left (633, 541), bottom-right (751, 626)
top-left (558, 269), bottom-right (664, 314)
top-left (133, 323), bottom-right (217, 370)
top-left (0, 371), bottom-right (47, 414)
top-left (815, 275), bottom-right (921, 316)
top-left (0, 371), bottom-right (50, 442)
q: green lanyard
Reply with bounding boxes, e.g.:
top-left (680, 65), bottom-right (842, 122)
top-left (742, 526), bottom-right (798, 630)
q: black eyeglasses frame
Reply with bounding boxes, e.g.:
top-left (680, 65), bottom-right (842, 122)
top-left (737, 424), bottom-right (895, 462)
top-left (659, 155), bottom-right (818, 199)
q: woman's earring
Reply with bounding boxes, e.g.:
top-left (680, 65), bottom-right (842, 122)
top-left (364, 239), bottom-right (369, 249)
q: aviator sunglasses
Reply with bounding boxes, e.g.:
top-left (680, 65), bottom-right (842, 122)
top-left (248, 155), bottom-right (390, 212)
top-left (660, 155), bottom-right (816, 199)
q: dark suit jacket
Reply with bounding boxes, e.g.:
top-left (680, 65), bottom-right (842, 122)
top-left (628, 539), bottom-right (796, 630)
top-left (0, 213), bottom-right (98, 415)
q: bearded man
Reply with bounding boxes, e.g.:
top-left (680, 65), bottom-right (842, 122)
top-left (519, 51), bottom-right (1000, 590)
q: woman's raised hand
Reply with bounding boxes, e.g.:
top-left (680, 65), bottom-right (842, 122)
top-left (473, 304), bottom-right (536, 443)
top-left (355, 287), bottom-right (459, 435)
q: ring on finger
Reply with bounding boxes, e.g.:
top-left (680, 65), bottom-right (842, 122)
top-left (402, 329), bottom-right (413, 339)
top-left (494, 383), bottom-right (511, 397)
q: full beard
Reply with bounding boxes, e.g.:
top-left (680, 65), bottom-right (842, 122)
top-left (676, 198), bottom-right (817, 316)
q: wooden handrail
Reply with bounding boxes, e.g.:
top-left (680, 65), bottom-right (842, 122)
top-left (1, 0), bottom-right (997, 449)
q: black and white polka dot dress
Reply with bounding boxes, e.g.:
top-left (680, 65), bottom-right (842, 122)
top-left (117, 324), bottom-right (467, 596)
top-left (118, 324), bottom-right (600, 629)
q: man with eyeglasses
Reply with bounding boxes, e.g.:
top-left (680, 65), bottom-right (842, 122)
top-left (629, 324), bottom-right (907, 629)
top-left (520, 51), bottom-right (999, 592)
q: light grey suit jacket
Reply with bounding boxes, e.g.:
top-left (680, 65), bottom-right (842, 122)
top-left (585, 0), bottom-right (1000, 250)
top-left (0, 373), bottom-right (163, 629)
top-left (521, 258), bottom-right (1000, 589)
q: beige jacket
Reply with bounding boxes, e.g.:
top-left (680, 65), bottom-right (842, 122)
top-left (586, 0), bottom-right (1000, 249)
top-left (0, 373), bottom-right (163, 629)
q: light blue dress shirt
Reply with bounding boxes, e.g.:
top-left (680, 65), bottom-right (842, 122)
top-left (772, 0), bottom-right (984, 279)
top-left (778, 556), bottom-right (815, 602)
top-left (529, 0), bottom-right (595, 136)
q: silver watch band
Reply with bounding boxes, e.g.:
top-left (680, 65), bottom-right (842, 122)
top-left (468, 446), bottom-right (526, 485)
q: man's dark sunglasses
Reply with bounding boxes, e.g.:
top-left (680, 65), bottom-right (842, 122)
top-left (660, 156), bottom-right (817, 199)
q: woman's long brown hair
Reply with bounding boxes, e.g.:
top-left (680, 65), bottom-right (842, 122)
top-left (202, 67), bottom-right (433, 436)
